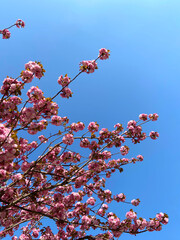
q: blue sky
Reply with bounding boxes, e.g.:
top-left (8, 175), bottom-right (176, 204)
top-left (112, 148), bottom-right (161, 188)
top-left (0, 0), bottom-right (180, 239)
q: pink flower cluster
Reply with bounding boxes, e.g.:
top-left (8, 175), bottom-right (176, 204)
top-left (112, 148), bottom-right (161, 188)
top-left (28, 119), bottom-right (48, 135)
top-left (20, 107), bottom-right (38, 125)
top-left (139, 113), bottom-right (148, 121)
top-left (58, 74), bottom-right (71, 87)
top-left (108, 215), bottom-right (121, 230)
top-left (114, 193), bottom-right (126, 202)
top-left (86, 197), bottom-right (96, 205)
top-left (80, 138), bottom-right (90, 148)
top-left (156, 212), bottom-right (169, 224)
top-left (0, 77), bottom-right (23, 96)
top-left (59, 151), bottom-right (81, 164)
top-left (27, 86), bottom-right (44, 103)
top-left (114, 123), bottom-right (124, 133)
top-left (15, 19), bottom-right (25, 28)
top-left (70, 122), bottom-right (85, 132)
top-left (79, 60), bottom-right (98, 74)
top-left (149, 113), bottom-right (159, 121)
top-left (126, 210), bottom-right (137, 220)
top-left (0, 29), bottom-right (11, 39)
top-left (57, 74), bottom-right (73, 99)
top-left (51, 115), bottom-right (63, 126)
top-left (0, 124), bottom-right (12, 143)
top-left (139, 113), bottom-right (159, 121)
top-left (38, 134), bottom-right (48, 143)
top-left (25, 61), bottom-right (45, 79)
top-left (99, 48), bottom-right (110, 60)
top-left (149, 131), bottom-right (159, 140)
top-left (137, 154), bottom-right (144, 161)
top-left (62, 133), bottom-right (74, 145)
top-left (88, 121), bottom-right (99, 132)
top-left (0, 19), bottom-right (25, 39)
top-left (21, 69), bottom-right (34, 83)
top-left (120, 145), bottom-right (129, 156)
top-left (126, 120), bottom-right (146, 144)
top-left (131, 198), bottom-right (140, 206)
top-left (60, 87), bottom-right (72, 98)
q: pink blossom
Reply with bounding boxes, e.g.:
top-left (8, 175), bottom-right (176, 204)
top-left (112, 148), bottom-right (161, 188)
top-left (149, 131), bottom-right (159, 140)
top-left (0, 169), bottom-right (7, 180)
top-left (114, 193), bottom-right (126, 202)
top-left (16, 19), bottom-right (25, 28)
top-left (12, 237), bottom-right (18, 240)
top-left (162, 217), bottom-right (169, 225)
top-left (77, 122), bottom-right (85, 130)
top-left (70, 123), bottom-right (80, 132)
top-left (60, 151), bottom-right (78, 163)
top-left (12, 173), bottom-right (23, 182)
top-left (27, 86), bottom-right (44, 103)
top-left (21, 70), bottom-right (34, 83)
top-left (114, 123), bottom-right (124, 133)
top-left (30, 141), bottom-right (38, 148)
top-left (25, 61), bottom-right (45, 79)
top-left (1, 29), bottom-right (11, 39)
top-left (108, 216), bottom-right (121, 230)
top-left (156, 212), bottom-right (164, 221)
top-left (60, 87), bottom-right (72, 98)
top-left (21, 161), bottom-right (31, 172)
top-left (19, 234), bottom-right (30, 240)
top-left (32, 228), bottom-right (39, 238)
top-left (131, 198), bottom-right (140, 206)
top-left (99, 128), bottom-right (110, 139)
top-left (121, 158), bottom-right (129, 163)
top-left (102, 203), bottom-right (108, 210)
top-left (66, 225), bottom-right (74, 234)
top-left (79, 60), bottom-right (98, 74)
top-left (51, 115), bottom-right (62, 126)
top-left (139, 113), bottom-right (148, 121)
top-left (80, 138), bottom-right (90, 148)
top-left (38, 135), bottom-right (48, 143)
top-left (149, 113), bottom-right (159, 121)
top-left (120, 145), bottom-right (129, 156)
top-left (86, 197), bottom-right (96, 205)
top-left (0, 77), bottom-right (23, 96)
top-left (58, 74), bottom-right (70, 86)
top-left (81, 215), bottom-right (92, 225)
top-left (137, 154), bottom-right (144, 161)
top-left (97, 208), bottom-right (105, 216)
top-left (62, 134), bottom-right (74, 145)
top-left (101, 150), bottom-right (111, 160)
top-left (127, 120), bottom-right (136, 128)
top-left (126, 210), bottom-right (137, 220)
top-left (88, 122), bottom-right (99, 132)
top-left (99, 48), bottom-right (110, 60)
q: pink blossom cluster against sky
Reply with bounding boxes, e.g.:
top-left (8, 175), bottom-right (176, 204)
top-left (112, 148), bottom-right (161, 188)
top-left (0, 0), bottom-right (180, 239)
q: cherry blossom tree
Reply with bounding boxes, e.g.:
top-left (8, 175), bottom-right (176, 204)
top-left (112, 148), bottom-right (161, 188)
top-left (0, 20), bottom-right (168, 240)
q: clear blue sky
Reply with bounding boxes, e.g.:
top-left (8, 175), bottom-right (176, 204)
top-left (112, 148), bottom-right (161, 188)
top-left (0, 0), bottom-right (180, 239)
